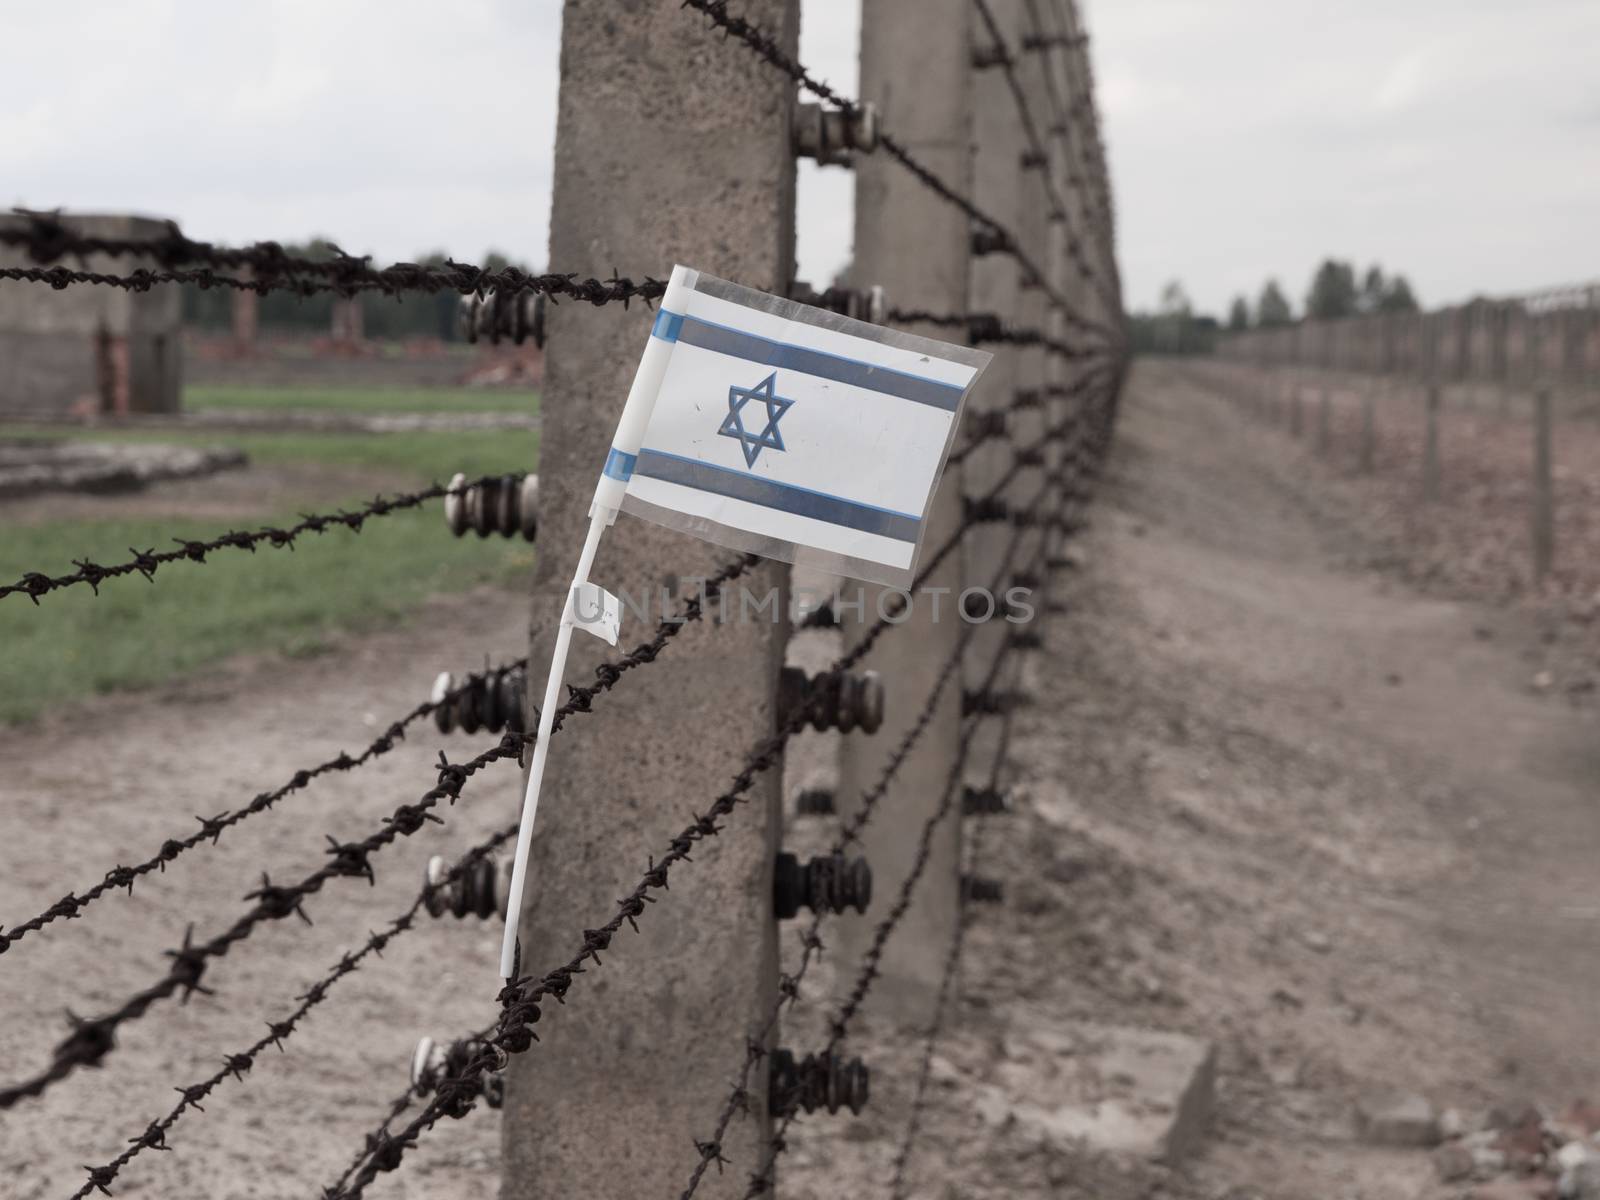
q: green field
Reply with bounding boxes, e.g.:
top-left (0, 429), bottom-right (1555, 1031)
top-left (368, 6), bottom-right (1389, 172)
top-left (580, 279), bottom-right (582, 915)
top-left (0, 388), bottom-right (540, 724)
top-left (186, 384), bottom-right (538, 416)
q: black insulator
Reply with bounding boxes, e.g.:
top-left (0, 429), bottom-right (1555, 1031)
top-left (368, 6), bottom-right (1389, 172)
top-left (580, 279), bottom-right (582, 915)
top-left (962, 689), bottom-right (1022, 718)
top-left (773, 852), bottom-right (871, 920)
top-left (961, 875), bottom-right (1004, 903)
top-left (795, 787), bottom-right (836, 816)
top-left (778, 667), bottom-right (885, 735)
top-left (769, 1049), bottom-right (870, 1117)
top-left (962, 786), bottom-right (1008, 816)
top-left (964, 496), bottom-right (1009, 524)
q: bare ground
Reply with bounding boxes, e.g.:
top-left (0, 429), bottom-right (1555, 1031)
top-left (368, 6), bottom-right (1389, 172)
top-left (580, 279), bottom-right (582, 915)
top-left (2, 361), bottom-right (1597, 1198)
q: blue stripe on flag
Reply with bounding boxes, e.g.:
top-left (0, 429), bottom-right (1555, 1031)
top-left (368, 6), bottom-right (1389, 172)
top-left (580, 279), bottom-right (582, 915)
top-left (650, 309), bottom-right (962, 412)
top-left (602, 448), bottom-right (637, 481)
top-left (651, 310), bottom-right (685, 343)
top-left (632, 449), bottom-right (922, 543)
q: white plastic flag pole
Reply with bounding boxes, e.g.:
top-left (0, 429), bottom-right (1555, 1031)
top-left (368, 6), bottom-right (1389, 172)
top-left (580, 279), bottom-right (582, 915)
top-left (497, 266), bottom-right (695, 982)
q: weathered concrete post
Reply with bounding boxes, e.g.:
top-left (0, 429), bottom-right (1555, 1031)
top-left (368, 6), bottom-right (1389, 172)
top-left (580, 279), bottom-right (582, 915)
top-left (833, 0), bottom-right (973, 1028)
top-left (230, 286), bottom-right (258, 355)
top-left (501, 4), bottom-right (797, 1195)
top-left (962, 0), bottom-right (1028, 782)
top-left (1360, 378), bottom-right (1377, 474)
top-left (1316, 387), bottom-right (1331, 454)
top-left (1423, 383), bottom-right (1441, 502)
top-left (1532, 386), bottom-right (1554, 584)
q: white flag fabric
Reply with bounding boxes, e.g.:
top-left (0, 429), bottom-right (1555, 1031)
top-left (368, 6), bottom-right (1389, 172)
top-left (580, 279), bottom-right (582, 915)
top-left (595, 265), bottom-right (991, 586)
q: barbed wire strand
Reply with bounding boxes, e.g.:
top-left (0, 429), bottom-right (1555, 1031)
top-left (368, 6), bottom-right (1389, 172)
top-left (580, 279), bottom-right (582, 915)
top-left (969, 0), bottom-right (1118, 316)
top-left (69, 825), bottom-right (520, 1200)
top-left (738, 491), bottom-right (1065, 1200)
top-left (0, 661), bottom-right (526, 957)
top-left (319, 391), bottom-right (1112, 1196)
top-left (0, 472), bottom-right (525, 607)
top-left (0, 557), bottom-right (757, 1112)
top-left (0, 210), bottom-right (667, 306)
top-left (678, 510), bottom-right (1048, 1199)
top-left (1019, 0), bottom-right (1112, 238)
top-left (887, 656), bottom-right (1022, 1198)
top-left (674, 0), bottom-right (1113, 343)
top-left (1033, 0), bottom-right (1118, 251)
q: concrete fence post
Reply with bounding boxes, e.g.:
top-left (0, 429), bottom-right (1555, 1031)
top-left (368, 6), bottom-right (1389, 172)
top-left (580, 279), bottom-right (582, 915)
top-left (1423, 382), bottom-right (1441, 502)
top-left (230, 285), bottom-right (257, 355)
top-left (1289, 371), bottom-right (1304, 437)
top-left (1533, 386), bottom-right (1554, 584)
top-left (500, 4), bottom-right (798, 1195)
top-left (1360, 378), bottom-right (1377, 474)
top-left (832, 0), bottom-right (974, 1028)
top-left (1316, 386), bottom-right (1331, 455)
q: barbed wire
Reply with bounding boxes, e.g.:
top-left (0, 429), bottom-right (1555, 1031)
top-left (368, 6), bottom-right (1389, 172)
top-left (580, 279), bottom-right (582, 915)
top-left (969, 0), bottom-right (1117, 314)
top-left (887, 658), bottom-right (1021, 1198)
top-left (675, 0), bottom-right (1115, 343)
top-left (0, 472), bottom-right (525, 607)
top-left (63, 557), bottom-right (765, 1193)
top-left (1033, 0), bottom-right (1117, 250)
top-left (0, 6), bottom-right (1128, 1193)
top-left (1021, 0), bottom-right (1111, 235)
top-left (887, 307), bottom-right (1107, 361)
top-left (0, 210), bottom-right (667, 305)
top-left (738, 495), bottom-right (1059, 1199)
top-left (679, 511), bottom-right (1046, 1199)
top-left (69, 824), bottom-right (520, 1200)
top-left (0, 556), bottom-right (757, 1112)
top-left (0, 661), bottom-right (525, 957)
top-left (319, 394), bottom-right (1111, 1195)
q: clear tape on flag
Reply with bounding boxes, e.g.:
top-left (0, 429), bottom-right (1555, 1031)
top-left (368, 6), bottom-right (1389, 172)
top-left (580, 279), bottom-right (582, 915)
top-left (607, 267), bottom-right (992, 587)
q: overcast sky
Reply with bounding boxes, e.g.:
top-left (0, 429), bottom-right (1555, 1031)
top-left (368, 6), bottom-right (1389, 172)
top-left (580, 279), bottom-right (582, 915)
top-left (2, 1), bottom-right (1594, 318)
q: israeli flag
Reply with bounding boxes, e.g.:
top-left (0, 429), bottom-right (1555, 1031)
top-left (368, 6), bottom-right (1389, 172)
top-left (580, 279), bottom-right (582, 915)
top-left (592, 265), bottom-right (991, 586)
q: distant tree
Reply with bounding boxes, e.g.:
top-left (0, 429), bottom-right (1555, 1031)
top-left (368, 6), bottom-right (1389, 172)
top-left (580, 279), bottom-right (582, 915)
top-left (1305, 258), bottom-right (1360, 320)
top-left (1123, 279), bottom-right (1220, 356)
top-left (1158, 280), bottom-right (1193, 353)
top-left (1256, 279), bottom-right (1293, 327)
top-left (1378, 275), bottom-right (1419, 313)
top-left (1159, 280), bottom-right (1192, 317)
top-left (1358, 265), bottom-right (1387, 314)
top-left (1227, 295), bottom-right (1250, 331)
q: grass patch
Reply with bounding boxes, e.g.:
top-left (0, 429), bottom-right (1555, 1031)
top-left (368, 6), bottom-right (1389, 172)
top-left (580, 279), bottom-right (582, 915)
top-left (0, 511), bottom-right (534, 724)
top-left (0, 413), bottom-right (540, 724)
top-left (185, 384), bottom-right (539, 416)
top-left (3, 425), bottom-right (538, 480)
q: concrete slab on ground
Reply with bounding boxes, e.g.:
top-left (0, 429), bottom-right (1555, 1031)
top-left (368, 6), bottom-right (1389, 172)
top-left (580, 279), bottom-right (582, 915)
top-left (970, 1020), bottom-right (1217, 1165)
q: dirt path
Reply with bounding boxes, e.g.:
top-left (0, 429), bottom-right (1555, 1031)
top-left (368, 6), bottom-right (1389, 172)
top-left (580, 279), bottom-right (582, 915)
top-left (782, 361), bottom-right (1599, 1199)
top-left (1, 362), bottom-right (1595, 1199)
top-left (0, 585), bottom-right (531, 1200)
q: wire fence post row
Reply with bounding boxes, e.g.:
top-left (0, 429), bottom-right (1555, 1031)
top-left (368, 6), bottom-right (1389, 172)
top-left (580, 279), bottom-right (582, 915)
top-left (831, 0), bottom-right (974, 1029)
top-left (497, 4), bottom-right (800, 1196)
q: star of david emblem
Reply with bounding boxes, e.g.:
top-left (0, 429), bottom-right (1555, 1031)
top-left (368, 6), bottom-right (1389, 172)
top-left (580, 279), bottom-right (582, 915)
top-left (717, 372), bottom-right (794, 468)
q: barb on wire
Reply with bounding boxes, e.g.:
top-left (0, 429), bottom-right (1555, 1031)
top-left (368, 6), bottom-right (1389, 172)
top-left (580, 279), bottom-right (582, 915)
top-left (675, 0), bottom-right (1112, 342)
top-left (887, 307), bottom-right (1111, 363)
top-left (888, 657), bottom-right (1023, 1199)
top-left (739, 495), bottom-right (1062, 1200)
top-left (0, 556), bottom-right (757, 1113)
top-left (0, 661), bottom-right (525, 957)
top-left (969, 0), bottom-right (1117, 313)
top-left (679, 504), bottom-right (1047, 1200)
top-left (0, 473), bottom-right (524, 607)
top-left (1028, 0), bottom-right (1117, 246)
top-left (68, 823), bottom-right (518, 1200)
top-left (321, 405), bottom-right (1104, 1197)
top-left (0, 210), bottom-right (667, 306)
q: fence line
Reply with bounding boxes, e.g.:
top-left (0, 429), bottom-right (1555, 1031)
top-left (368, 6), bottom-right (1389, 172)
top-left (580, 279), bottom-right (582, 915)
top-left (0, 0), bottom-right (1124, 1194)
